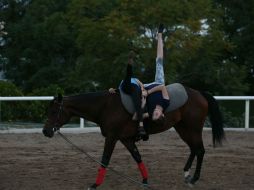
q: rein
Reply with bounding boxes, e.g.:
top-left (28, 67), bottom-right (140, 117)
top-left (56, 131), bottom-right (156, 190)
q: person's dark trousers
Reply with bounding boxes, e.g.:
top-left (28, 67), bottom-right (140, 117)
top-left (121, 64), bottom-right (143, 124)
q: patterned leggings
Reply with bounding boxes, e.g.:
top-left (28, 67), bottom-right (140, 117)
top-left (154, 57), bottom-right (165, 84)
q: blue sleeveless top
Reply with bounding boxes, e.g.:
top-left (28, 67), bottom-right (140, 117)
top-left (145, 84), bottom-right (170, 115)
top-left (130, 78), bottom-right (139, 86)
top-left (119, 77), bottom-right (140, 89)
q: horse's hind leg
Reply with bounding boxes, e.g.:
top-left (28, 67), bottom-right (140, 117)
top-left (175, 126), bottom-right (205, 185)
top-left (120, 138), bottom-right (148, 185)
top-left (183, 149), bottom-right (195, 182)
top-left (191, 143), bottom-right (205, 185)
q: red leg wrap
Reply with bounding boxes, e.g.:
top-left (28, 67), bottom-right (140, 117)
top-left (95, 166), bottom-right (106, 186)
top-left (138, 162), bottom-right (148, 179)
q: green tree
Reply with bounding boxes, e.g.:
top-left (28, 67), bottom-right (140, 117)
top-left (1, 0), bottom-right (76, 92)
top-left (1, 0), bottom-right (250, 95)
top-left (215, 0), bottom-right (254, 94)
top-left (0, 81), bottom-right (23, 121)
top-left (25, 84), bottom-right (64, 122)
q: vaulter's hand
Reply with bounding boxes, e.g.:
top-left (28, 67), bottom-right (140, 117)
top-left (142, 89), bottom-right (148, 97)
top-left (109, 88), bottom-right (116, 94)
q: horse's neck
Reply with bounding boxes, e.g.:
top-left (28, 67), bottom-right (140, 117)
top-left (64, 92), bottom-right (109, 124)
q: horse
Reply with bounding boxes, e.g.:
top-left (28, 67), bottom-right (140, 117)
top-left (42, 85), bottom-right (224, 190)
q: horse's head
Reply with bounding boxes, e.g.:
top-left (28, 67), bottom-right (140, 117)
top-left (43, 94), bottom-right (70, 138)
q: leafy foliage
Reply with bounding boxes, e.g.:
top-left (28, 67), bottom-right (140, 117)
top-left (0, 0), bottom-right (251, 96)
top-left (215, 0), bottom-right (254, 94)
top-left (0, 81), bottom-right (23, 121)
top-left (24, 84), bottom-right (64, 122)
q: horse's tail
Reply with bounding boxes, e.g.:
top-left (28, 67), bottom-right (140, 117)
top-left (201, 92), bottom-right (225, 147)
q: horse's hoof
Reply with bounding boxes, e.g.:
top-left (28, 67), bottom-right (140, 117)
top-left (185, 176), bottom-right (196, 188)
top-left (190, 175), bottom-right (199, 185)
top-left (142, 178), bottom-right (148, 185)
top-left (87, 184), bottom-right (97, 190)
top-left (184, 175), bottom-right (192, 183)
top-left (87, 187), bottom-right (96, 190)
top-left (187, 182), bottom-right (194, 188)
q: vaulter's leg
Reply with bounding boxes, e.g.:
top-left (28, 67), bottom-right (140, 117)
top-left (155, 24), bottom-right (165, 84)
top-left (120, 139), bottom-right (148, 185)
top-left (88, 137), bottom-right (117, 190)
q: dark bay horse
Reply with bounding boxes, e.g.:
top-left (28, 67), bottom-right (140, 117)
top-left (43, 86), bottom-right (224, 189)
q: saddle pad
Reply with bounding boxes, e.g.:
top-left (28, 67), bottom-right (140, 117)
top-left (120, 83), bottom-right (188, 114)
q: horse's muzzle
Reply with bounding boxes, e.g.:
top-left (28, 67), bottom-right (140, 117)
top-left (42, 127), bottom-right (54, 138)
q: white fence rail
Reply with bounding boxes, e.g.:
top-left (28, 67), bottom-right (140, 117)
top-left (214, 96), bottom-right (254, 130)
top-left (0, 96), bottom-right (84, 128)
top-left (0, 96), bottom-right (254, 130)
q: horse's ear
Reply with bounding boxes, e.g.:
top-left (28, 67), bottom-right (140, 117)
top-left (57, 93), bottom-right (63, 103)
top-left (55, 87), bottom-right (64, 102)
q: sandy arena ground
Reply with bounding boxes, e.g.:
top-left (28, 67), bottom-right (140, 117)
top-left (0, 130), bottom-right (254, 190)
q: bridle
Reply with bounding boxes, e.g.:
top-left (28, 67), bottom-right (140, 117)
top-left (47, 99), bottom-right (64, 132)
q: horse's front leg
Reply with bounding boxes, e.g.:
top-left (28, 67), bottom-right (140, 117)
top-left (88, 137), bottom-right (117, 190)
top-left (120, 138), bottom-right (148, 185)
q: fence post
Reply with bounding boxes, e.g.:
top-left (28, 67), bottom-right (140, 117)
top-left (80, 118), bottom-right (84, 128)
top-left (245, 100), bottom-right (250, 130)
top-left (0, 101), bottom-right (1, 123)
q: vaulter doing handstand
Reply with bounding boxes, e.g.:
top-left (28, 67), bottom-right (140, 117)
top-left (109, 24), bottom-right (170, 140)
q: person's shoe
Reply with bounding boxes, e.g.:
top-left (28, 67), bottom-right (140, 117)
top-left (158, 23), bottom-right (164, 33)
top-left (142, 134), bottom-right (149, 141)
top-left (138, 127), bottom-right (146, 135)
top-left (135, 133), bottom-right (149, 142)
top-left (137, 127), bottom-right (149, 141)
